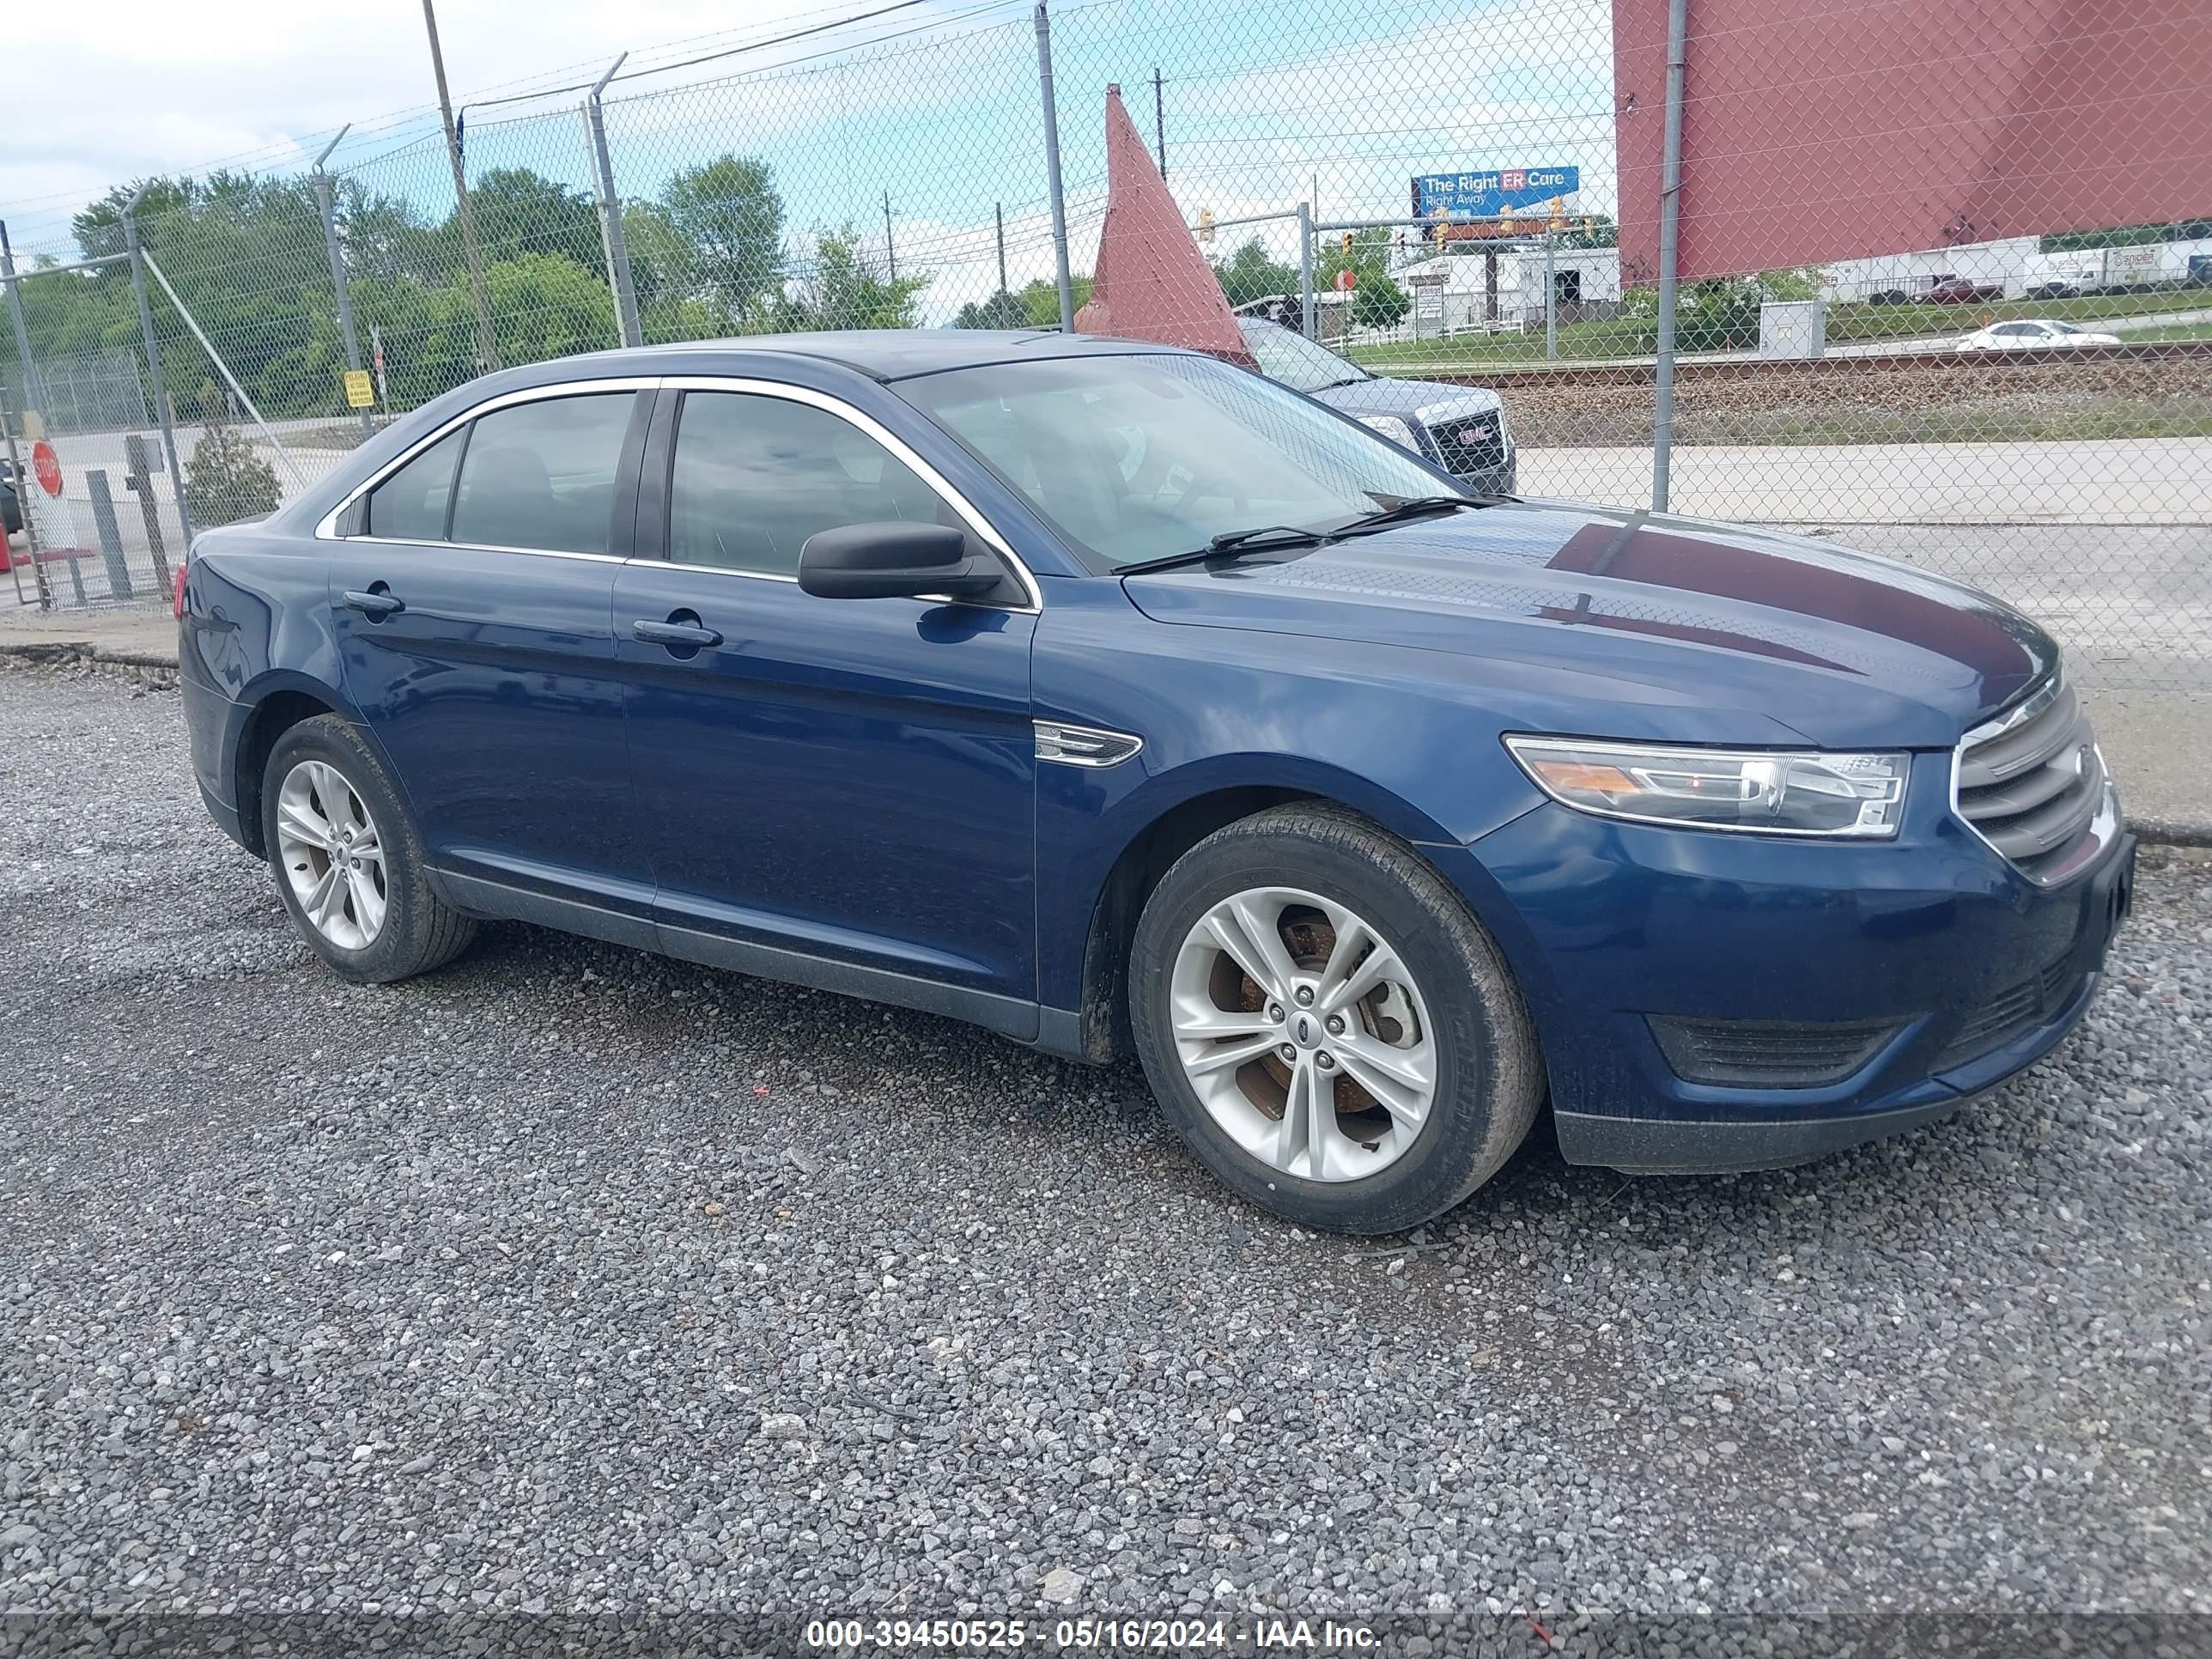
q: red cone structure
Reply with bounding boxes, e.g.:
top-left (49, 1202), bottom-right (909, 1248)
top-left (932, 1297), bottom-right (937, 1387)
top-left (1074, 84), bottom-right (1255, 367)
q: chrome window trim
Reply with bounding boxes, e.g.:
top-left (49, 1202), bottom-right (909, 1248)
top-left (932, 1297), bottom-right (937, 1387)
top-left (314, 538), bottom-right (630, 565)
top-left (312, 377), bottom-right (661, 544)
top-left (656, 374), bottom-right (1041, 614)
top-left (311, 372), bottom-right (1043, 614)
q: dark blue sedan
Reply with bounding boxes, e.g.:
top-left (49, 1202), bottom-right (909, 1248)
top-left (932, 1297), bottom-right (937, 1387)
top-left (177, 331), bottom-right (2133, 1233)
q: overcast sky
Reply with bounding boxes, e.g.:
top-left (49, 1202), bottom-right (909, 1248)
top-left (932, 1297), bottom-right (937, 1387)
top-left (0, 0), bottom-right (876, 248)
top-left (0, 0), bottom-right (1617, 318)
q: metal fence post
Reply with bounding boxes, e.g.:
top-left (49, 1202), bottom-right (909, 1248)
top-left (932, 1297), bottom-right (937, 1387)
top-left (1297, 203), bottom-right (1316, 339)
top-left (585, 54), bottom-right (643, 349)
top-left (0, 377), bottom-right (54, 612)
top-left (1033, 0), bottom-right (1076, 333)
top-left (1649, 0), bottom-right (1689, 514)
top-left (1, 220), bottom-right (47, 420)
top-left (312, 125), bottom-right (373, 441)
top-left (1545, 228), bottom-right (1559, 360)
top-left (122, 189), bottom-right (193, 556)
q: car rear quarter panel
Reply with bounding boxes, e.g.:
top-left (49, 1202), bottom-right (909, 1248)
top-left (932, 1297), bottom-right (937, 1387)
top-left (179, 527), bottom-right (360, 830)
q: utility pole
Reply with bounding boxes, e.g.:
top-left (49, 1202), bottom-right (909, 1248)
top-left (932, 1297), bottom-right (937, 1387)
top-left (884, 191), bottom-right (896, 284)
top-left (421, 0), bottom-right (499, 371)
top-left (1033, 1), bottom-right (1075, 333)
top-left (1152, 68), bottom-right (1166, 179)
top-left (995, 203), bottom-right (1008, 297)
top-left (311, 125), bottom-right (373, 439)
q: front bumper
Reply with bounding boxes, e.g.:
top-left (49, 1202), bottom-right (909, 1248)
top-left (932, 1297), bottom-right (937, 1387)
top-left (1443, 758), bottom-right (2134, 1172)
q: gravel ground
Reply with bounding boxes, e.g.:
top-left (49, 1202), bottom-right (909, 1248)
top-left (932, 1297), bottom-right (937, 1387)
top-left (2, 667), bottom-right (2208, 1650)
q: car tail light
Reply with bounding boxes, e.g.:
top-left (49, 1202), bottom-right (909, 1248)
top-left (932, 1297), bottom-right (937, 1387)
top-left (172, 556), bottom-right (189, 621)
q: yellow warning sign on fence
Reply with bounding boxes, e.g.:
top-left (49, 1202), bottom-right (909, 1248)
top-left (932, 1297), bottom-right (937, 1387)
top-left (343, 369), bottom-right (375, 409)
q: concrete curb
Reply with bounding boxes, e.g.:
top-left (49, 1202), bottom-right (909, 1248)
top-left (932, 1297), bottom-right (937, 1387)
top-left (1, 639), bottom-right (179, 691)
top-left (8, 636), bottom-right (2211, 848)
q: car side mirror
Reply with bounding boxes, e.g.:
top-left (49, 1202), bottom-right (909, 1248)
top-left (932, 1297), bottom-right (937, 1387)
top-left (797, 522), bottom-right (1011, 602)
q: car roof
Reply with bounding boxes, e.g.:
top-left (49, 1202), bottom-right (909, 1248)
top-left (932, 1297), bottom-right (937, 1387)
top-left (548, 329), bottom-right (1185, 384)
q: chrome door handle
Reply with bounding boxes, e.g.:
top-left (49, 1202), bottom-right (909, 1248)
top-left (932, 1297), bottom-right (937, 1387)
top-left (342, 588), bottom-right (404, 619)
top-left (631, 619), bottom-right (724, 649)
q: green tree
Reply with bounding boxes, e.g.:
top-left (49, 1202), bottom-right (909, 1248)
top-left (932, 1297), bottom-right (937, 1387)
top-left (953, 289), bottom-right (1029, 328)
top-left (620, 201), bottom-right (691, 313)
top-left (1636, 267), bottom-right (1828, 351)
top-left (777, 228), bottom-right (927, 331)
top-left (1553, 213), bottom-right (1619, 251)
top-left (660, 155), bottom-right (785, 328)
top-left (70, 171), bottom-right (335, 422)
top-left (338, 185), bottom-right (447, 287)
top-left (464, 167), bottom-right (603, 272)
top-left (1016, 275), bottom-right (1091, 327)
top-left (1211, 237), bottom-right (1298, 307)
top-left (479, 252), bottom-right (620, 365)
top-left (1319, 230), bottom-right (1409, 331)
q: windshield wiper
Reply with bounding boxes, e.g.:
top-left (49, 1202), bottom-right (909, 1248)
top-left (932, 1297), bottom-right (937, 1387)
top-left (1114, 524), bottom-right (1337, 577)
top-left (1333, 495), bottom-right (1486, 536)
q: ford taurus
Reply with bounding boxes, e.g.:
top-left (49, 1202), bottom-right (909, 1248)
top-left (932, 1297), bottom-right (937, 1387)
top-left (178, 331), bottom-right (2133, 1233)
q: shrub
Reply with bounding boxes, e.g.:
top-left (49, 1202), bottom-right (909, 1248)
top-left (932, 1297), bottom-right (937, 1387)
top-left (185, 421), bottom-right (282, 527)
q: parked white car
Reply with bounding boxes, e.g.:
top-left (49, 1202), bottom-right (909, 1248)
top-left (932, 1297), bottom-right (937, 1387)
top-left (1955, 319), bottom-right (2122, 352)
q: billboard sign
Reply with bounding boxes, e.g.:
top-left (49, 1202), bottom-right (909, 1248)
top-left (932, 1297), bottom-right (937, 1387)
top-left (1413, 167), bottom-right (1580, 221)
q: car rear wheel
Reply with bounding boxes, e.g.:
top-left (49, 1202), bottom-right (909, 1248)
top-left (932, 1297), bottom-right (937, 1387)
top-left (260, 715), bottom-right (476, 983)
top-left (1128, 803), bottom-right (1543, 1233)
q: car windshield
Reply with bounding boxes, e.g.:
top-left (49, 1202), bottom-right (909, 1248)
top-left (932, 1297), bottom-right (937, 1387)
top-left (899, 353), bottom-right (1455, 569)
top-left (1237, 322), bottom-right (1370, 393)
top-left (2047, 321), bottom-right (2083, 335)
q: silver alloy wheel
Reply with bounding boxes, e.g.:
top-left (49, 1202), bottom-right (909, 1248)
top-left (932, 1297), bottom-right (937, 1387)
top-left (1169, 885), bottom-right (1438, 1182)
top-left (275, 759), bottom-right (388, 951)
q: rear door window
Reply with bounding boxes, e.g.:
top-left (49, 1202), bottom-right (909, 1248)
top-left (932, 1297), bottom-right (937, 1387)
top-left (449, 392), bottom-right (638, 554)
top-left (364, 427), bottom-right (465, 541)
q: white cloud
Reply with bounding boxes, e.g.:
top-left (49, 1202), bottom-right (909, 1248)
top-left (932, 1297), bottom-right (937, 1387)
top-left (0, 0), bottom-right (860, 251)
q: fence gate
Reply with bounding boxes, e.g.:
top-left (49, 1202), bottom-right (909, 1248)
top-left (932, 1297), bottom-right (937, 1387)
top-left (1, 246), bottom-right (197, 613)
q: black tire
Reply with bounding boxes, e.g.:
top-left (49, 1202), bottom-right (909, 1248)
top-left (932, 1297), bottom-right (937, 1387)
top-left (1127, 803), bottom-right (1543, 1234)
top-left (259, 714), bottom-right (477, 983)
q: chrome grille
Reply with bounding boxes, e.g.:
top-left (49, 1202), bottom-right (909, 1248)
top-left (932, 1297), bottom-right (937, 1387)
top-left (1425, 415), bottom-right (1508, 475)
top-left (1953, 673), bottom-right (2109, 884)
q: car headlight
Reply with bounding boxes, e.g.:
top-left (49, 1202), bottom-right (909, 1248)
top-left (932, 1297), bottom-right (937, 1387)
top-left (1354, 413), bottom-right (1421, 451)
top-left (1504, 735), bottom-right (1909, 838)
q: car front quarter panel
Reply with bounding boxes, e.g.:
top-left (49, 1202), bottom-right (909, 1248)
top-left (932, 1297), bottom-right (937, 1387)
top-left (1030, 580), bottom-right (1559, 1012)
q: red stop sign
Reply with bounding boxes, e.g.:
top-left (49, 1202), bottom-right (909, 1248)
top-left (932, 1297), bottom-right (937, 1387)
top-left (31, 440), bottom-right (63, 497)
top-left (1334, 268), bottom-right (1357, 292)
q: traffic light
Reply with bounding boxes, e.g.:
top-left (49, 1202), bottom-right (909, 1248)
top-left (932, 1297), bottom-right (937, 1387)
top-left (1340, 231), bottom-right (1353, 258)
top-left (1197, 207), bottom-right (1214, 243)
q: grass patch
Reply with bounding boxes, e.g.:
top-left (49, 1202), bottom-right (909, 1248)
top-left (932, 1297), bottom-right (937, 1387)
top-left (1349, 287), bottom-right (2212, 371)
top-left (1684, 402), bottom-right (2212, 447)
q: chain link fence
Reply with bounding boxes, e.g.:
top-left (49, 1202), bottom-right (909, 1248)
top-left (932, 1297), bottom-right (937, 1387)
top-left (2, 0), bottom-right (2206, 709)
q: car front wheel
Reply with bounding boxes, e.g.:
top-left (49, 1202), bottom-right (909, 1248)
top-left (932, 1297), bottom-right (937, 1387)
top-left (1128, 803), bottom-right (1543, 1234)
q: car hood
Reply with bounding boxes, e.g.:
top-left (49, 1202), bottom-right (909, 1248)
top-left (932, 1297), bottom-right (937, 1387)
top-left (1307, 376), bottom-right (1502, 422)
top-left (1119, 501), bottom-right (2055, 749)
